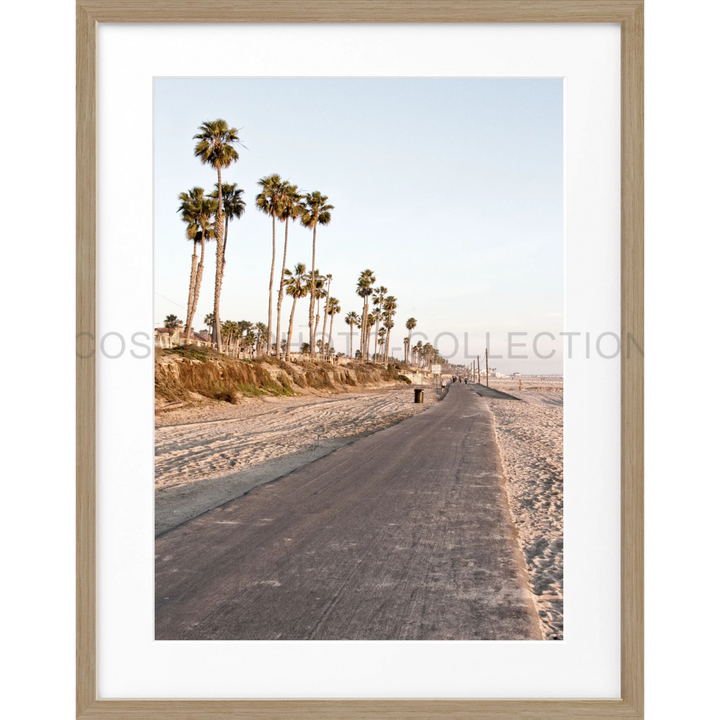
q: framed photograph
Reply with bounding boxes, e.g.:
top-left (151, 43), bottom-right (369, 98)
top-left (77, 1), bottom-right (643, 717)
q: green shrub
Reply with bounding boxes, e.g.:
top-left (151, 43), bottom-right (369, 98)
top-left (161, 345), bottom-right (210, 362)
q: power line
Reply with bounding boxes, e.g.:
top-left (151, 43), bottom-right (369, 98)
top-left (154, 291), bottom-right (186, 310)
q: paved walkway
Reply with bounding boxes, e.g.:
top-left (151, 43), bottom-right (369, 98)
top-left (155, 384), bottom-right (542, 640)
top-left (468, 383), bottom-right (523, 401)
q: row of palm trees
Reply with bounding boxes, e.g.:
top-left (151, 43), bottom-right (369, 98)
top-left (346, 272), bottom-right (401, 363)
top-left (175, 118), bottom-right (444, 367)
top-left (411, 341), bottom-right (445, 369)
top-left (215, 317), bottom-right (268, 358)
top-left (164, 308), bottom-right (441, 368)
top-left (179, 119), bottom-right (335, 357)
top-left (255, 175), bottom-right (333, 358)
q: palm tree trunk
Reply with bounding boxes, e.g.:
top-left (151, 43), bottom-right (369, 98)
top-left (184, 242), bottom-right (198, 343)
top-left (385, 327), bottom-right (392, 363)
top-left (267, 215), bottom-right (276, 355)
top-left (320, 277), bottom-right (331, 359)
top-left (187, 234), bottom-right (206, 342)
top-left (309, 225), bottom-right (317, 357)
top-left (275, 219), bottom-right (290, 357)
top-left (222, 214), bottom-right (229, 265)
top-left (286, 295), bottom-right (299, 361)
top-left (328, 314), bottom-right (336, 356)
top-left (349, 323), bottom-right (354, 359)
top-left (192, 237), bottom-right (206, 316)
top-left (213, 168), bottom-right (225, 352)
top-left (373, 317), bottom-right (379, 362)
top-left (360, 301), bottom-right (368, 359)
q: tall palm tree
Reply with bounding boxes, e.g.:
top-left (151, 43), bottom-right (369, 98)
top-left (355, 269), bottom-right (375, 360)
top-left (256, 174), bottom-right (285, 355)
top-left (178, 188), bottom-right (204, 338)
top-left (311, 274), bottom-right (327, 350)
top-left (383, 296), bottom-right (398, 362)
top-left (164, 314), bottom-right (181, 331)
top-left (345, 311), bottom-right (359, 359)
top-left (300, 191), bottom-right (334, 357)
top-left (422, 342), bottom-right (434, 369)
top-left (326, 297), bottom-right (341, 356)
top-left (178, 187), bottom-right (217, 344)
top-left (319, 273), bottom-right (333, 359)
top-left (284, 263), bottom-right (308, 360)
top-left (255, 322), bottom-right (269, 354)
top-left (236, 319), bottom-right (253, 354)
top-left (209, 182), bottom-right (245, 267)
top-left (221, 320), bottom-right (239, 354)
top-left (193, 120), bottom-right (241, 352)
top-left (405, 317), bottom-right (417, 364)
top-left (275, 182), bottom-right (302, 357)
top-left (415, 340), bottom-right (424, 368)
top-left (232, 321), bottom-right (245, 356)
top-left (365, 309), bottom-right (378, 361)
top-left (244, 327), bottom-right (257, 358)
top-left (237, 319), bottom-right (253, 336)
top-left (377, 326), bottom-right (387, 359)
top-left (371, 285), bottom-right (388, 363)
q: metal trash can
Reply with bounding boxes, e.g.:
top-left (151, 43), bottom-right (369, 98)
top-left (414, 388), bottom-right (424, 404)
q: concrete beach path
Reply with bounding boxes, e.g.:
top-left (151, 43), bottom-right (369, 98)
top-left (155, 383), bottom-right (543, 640)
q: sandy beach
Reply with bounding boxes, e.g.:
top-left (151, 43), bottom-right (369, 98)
top-left (155, 386), bottom-right (440, 535)
top-left (483, 381), bottom-right (564, 640)
top-left (156, 376), bottom-right (563, 641)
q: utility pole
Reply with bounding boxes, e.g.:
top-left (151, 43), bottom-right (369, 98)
top-left (485, 348), bottom-right (489, 387)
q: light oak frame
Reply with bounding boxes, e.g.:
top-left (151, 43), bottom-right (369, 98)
top-left (73, 0), bottom-right (647, 720)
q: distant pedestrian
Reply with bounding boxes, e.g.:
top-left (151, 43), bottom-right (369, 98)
top-left (464, 377), bottom-right (467, 384)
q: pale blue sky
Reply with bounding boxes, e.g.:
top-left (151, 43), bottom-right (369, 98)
top-left (154, 79), bottom-right (563, 372)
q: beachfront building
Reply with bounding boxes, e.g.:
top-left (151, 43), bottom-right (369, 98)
top-left (155, 327), bottom-right (179, 348)
top-left (154, 327), bottom-right (211, 349)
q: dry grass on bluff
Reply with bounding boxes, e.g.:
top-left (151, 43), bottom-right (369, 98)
top-left (155, 346), bottom-right (410, 405)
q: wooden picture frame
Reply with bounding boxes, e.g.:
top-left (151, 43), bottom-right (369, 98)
top-left (77, 1), bottom-right (643, 717)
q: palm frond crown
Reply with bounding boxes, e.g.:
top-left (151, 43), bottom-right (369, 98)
top-left (193, 119), bottom-right (241, 171)
top-left (210, 182), bottom-right (246, 220)
top-left (256, 174), bottom-right (286, 216)
top-left (300, 191), bottom-right (334, 229)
